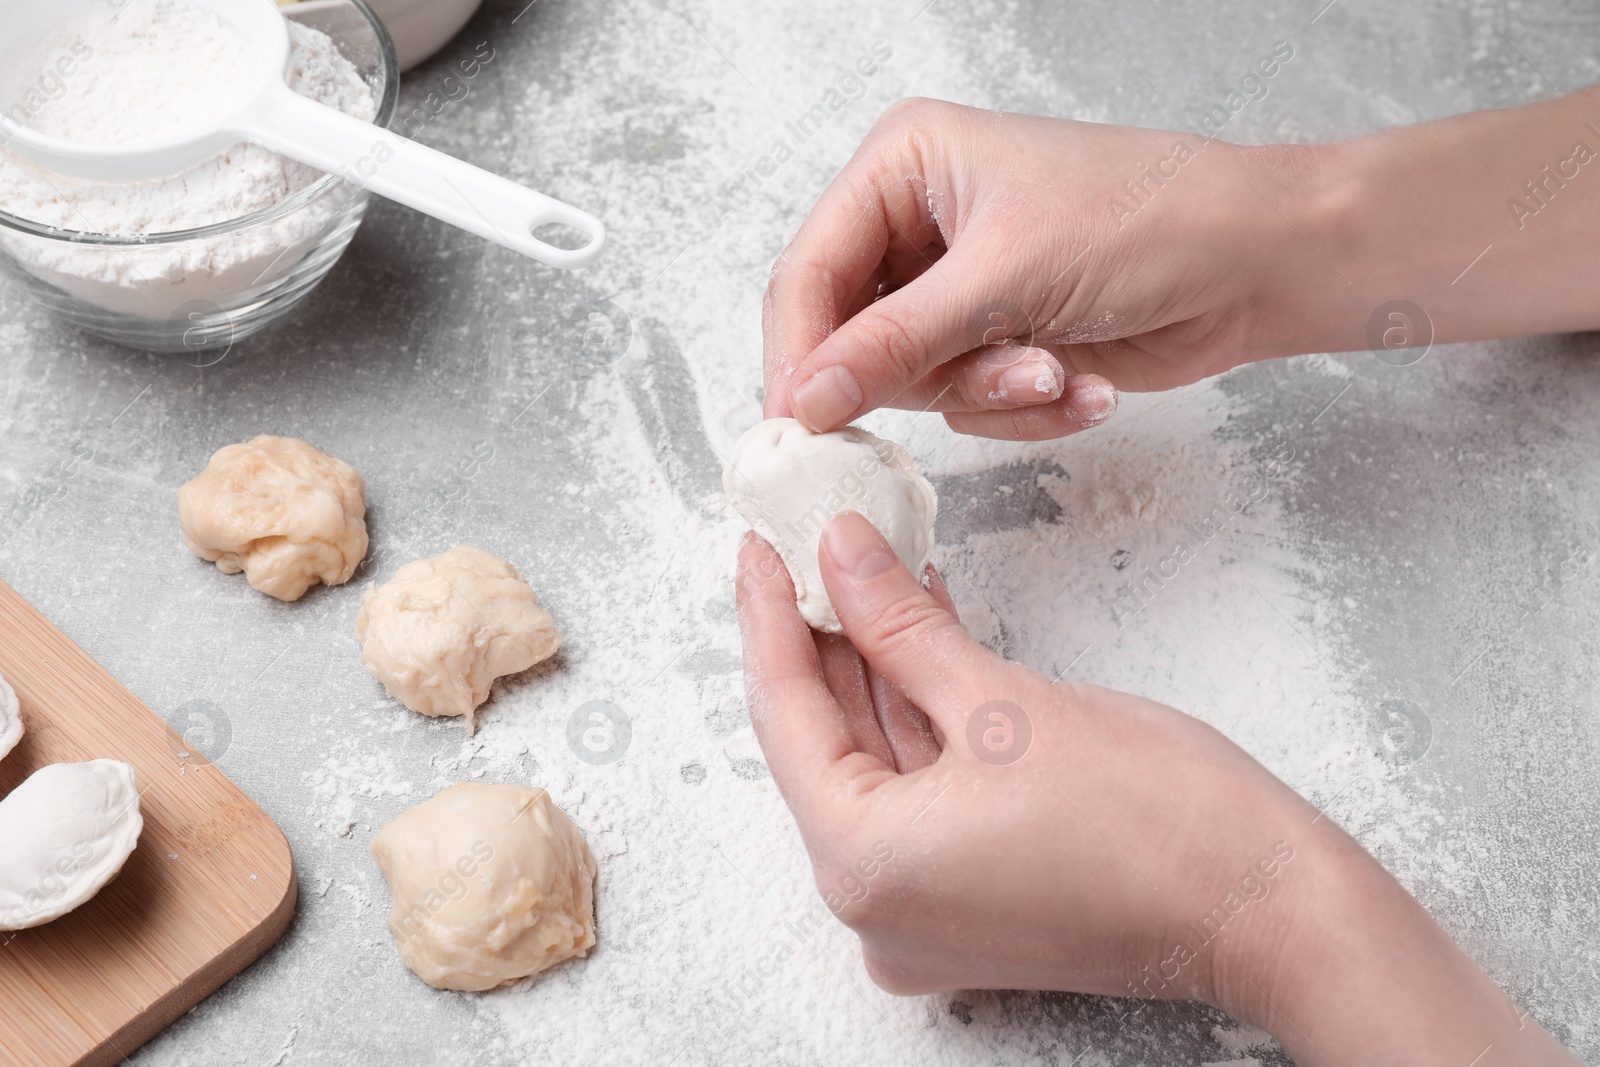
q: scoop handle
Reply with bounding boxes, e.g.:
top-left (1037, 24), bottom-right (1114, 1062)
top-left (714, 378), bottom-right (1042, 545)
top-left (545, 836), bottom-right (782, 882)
top-left (244, 88), bottom-right (605, 269)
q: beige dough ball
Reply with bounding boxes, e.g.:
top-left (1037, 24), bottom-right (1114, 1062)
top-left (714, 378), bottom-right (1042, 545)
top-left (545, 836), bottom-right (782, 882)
top-left (370, 782), bottom-right (597, 991)
top-left (355, 546), bottom-right (561, 730)
top-left (178, 435), bottom-right (368, 602)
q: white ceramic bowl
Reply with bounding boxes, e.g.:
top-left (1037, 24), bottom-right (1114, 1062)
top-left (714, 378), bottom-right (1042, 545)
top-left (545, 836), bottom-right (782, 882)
top-left (356, 0), bottom-right (486, 70)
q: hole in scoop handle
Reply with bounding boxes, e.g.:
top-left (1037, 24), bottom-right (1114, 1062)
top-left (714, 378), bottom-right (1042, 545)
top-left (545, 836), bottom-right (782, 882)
top-left (248, 89), bottom-right (605, 269)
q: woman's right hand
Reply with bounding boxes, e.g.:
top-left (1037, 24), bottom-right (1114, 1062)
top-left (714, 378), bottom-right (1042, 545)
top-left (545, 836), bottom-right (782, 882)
top-left (762, 98), bottom-right (1320, 441)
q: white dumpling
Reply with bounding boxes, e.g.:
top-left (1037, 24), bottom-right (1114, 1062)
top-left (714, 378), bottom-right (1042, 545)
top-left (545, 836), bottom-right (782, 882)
top-left (0, 759), bottom-right (143, 930)
top-left (724, 418), bottom-right (937, 632)
top-left (0, 669), bottom-right (20, 763)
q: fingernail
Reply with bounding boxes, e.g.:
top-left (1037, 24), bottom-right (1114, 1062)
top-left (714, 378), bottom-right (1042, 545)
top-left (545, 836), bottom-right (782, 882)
top-left (792, 365), bottom-right (863, 431)
top-left (822, 512), bottom-right (897, 578)
top-left (996, 352), bottom-right (1063, 404)
top-left (1064, 377), bottom-right (1118, 426)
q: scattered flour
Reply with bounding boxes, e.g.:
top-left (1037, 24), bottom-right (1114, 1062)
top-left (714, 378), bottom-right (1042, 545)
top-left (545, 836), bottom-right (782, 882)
top-left (296, 3), bottom-right (1465, 1065)
top-left (0, 0), bottom-right (375, 318)
top-left (308, 374), bottom-right (1451, 1066)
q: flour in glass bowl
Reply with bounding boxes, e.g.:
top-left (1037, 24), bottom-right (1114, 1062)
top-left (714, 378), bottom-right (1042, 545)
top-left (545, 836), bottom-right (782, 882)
top-left (0, 0), bottom-right (376, 319)
top-left (7, 0), bottom-right (258, 147)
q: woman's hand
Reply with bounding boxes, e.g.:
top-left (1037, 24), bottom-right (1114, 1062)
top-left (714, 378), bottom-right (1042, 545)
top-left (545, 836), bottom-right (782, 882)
top-left (764, 89), bottom-right (1600, 441)
top-left (736, 511), bottom-right (1581, 1065)
top-left (761, 98), bottom-right (1308, 440)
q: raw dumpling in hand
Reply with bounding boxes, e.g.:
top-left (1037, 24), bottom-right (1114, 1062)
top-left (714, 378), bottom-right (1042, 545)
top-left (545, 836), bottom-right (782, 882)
top-left (724, 418), bottom-right (937, 632)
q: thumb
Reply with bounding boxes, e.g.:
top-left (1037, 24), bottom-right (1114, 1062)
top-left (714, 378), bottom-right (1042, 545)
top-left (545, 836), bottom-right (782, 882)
top-left (817, 511), bottom-right (1006, 735)
top-left (789, 248), bottom-right (1033, 432)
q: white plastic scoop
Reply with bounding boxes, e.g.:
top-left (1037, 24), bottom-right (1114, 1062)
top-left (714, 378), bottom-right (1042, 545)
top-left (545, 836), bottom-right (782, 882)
top-left (0, 0), bottom-right (605, 269)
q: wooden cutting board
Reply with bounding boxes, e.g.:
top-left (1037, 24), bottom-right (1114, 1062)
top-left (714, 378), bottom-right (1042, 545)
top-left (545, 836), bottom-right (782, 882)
top-left (0, 579), bottom-right (296, 1067)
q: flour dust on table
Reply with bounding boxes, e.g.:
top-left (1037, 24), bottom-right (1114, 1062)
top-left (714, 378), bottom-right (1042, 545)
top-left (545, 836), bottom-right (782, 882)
top-left (220, 0), bottom-right (1496, 1059)
top-left (292, 3), bottom-right (1462, 1046)
top-left (291, 357), bottom-right (1452, 1065)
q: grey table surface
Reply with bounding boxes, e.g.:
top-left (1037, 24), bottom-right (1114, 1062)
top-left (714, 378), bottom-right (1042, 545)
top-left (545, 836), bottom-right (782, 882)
top-left (4, 0), bottom-right (1600, 1064)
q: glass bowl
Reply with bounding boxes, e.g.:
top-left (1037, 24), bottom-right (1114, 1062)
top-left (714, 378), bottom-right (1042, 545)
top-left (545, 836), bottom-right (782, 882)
top-left (0, 0), bottom-right (400, 355)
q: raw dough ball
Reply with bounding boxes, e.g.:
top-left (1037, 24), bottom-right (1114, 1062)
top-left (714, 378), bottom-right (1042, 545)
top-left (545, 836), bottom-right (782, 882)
top-left (0, 760), bottom-right (143, 931)
top-left (178, 434), bottom-right (369, 602)
top-left (724, 418), bottom-right (937, 632)
top-left (355, 546), bottom-right (561, 730)
top-left (0, 669), bottom-right (20, 763)
top-left (370, 782), bottom-right (597, 991)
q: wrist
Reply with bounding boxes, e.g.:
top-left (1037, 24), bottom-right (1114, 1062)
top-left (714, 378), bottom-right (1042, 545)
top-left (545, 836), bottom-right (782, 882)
top-left (1208, 821), bottom-right (1578, 1065)
top-left (1250, 88), bottom-right (1600, 359)
top-left (1212, 138), bottom-right (1384, 360)
top-left (1277, 120), bottom-right (1495, 352)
